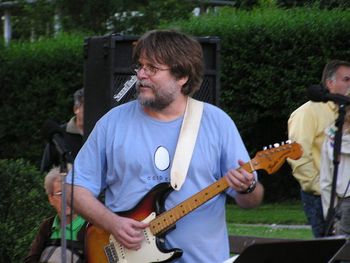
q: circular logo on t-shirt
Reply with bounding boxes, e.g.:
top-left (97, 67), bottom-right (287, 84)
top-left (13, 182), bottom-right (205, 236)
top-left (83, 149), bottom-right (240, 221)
top-left (154, 146), bottom-right (170, 171)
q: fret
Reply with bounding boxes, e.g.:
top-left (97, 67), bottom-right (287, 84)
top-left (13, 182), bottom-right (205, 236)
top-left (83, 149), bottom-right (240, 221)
top-left (150, 177), bottom-right (230, 235)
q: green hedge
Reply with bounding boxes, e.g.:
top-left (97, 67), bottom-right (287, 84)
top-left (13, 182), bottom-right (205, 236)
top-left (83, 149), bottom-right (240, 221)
top-left (172, 7), bottom-right (350, 201)
top-left (0, 33), bottom-right (84, 165)
top-left (174, 7), bottom-right (350, 148)
top-left (2, 7), bottom-right (350, 261)
top-left (2, 7), bottom-right (350, 205)
top-left (0, 159), bottom-right (52, 262)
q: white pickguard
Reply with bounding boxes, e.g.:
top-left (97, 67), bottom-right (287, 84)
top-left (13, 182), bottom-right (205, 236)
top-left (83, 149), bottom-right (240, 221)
top-left (108, 212), bottom-right (175, 263)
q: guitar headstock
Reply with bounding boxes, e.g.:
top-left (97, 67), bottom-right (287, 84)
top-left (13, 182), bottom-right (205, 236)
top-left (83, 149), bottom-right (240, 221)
top-left (250, 141), bottom-right (303, 174)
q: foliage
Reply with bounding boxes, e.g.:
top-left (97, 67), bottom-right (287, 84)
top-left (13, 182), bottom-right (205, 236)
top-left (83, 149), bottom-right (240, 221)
top-left (235, 0), bottom-right (350, 8)
top-left (0, 33), bottom-right (84, 164)
top-left (172, 7), bottom-right (350, 149)
top-left (108, 0), bottom-right (197, 35)
top-left (3, 0), bottom-right (197, 41)
top-left (170, 7), bottom-right (350, 200)
top-left (2, 6), bottom-right (350, 260)
top-left (3, 0), bottom-right (350, 42)
top-left (1, 0), bottom-right (114, 41)
top-left (0, 159), bottom-right (52, 262)
top-left (55, 0), bottom-right (118, 34)
top-left (10, 0), bottom-right (56, 40)
top-left (277, 0), bottom-right (350, 8)
top-left (2, 7), bottom-right (350, 201)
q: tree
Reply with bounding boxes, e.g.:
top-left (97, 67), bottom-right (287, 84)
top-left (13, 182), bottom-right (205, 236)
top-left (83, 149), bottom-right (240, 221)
top-left (277, 0), bottom-right (350, 8)
top-left (7, 0), bottom-right (55, 40)
top-left (3, 0), bottom-right (198, 41)
top-left (55, 0), bottom-right (118, 33)
top-left (108, 0), bottom-right (197, 35)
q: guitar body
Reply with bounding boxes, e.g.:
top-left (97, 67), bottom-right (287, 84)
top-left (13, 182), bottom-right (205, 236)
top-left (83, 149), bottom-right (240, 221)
top-left (85, 142), bottom-right (303, 263)
top-left (86, 182), bottom-right (183, 263)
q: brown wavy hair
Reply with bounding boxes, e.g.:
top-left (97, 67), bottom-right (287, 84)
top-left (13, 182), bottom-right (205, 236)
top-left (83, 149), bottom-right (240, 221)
top-left (132, 29), bottom-right (204, 96)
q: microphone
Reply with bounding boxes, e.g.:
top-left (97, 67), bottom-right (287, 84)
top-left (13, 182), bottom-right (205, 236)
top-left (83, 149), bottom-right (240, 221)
top-left (42, 119), bottom-right (69, 156)
top-left (308, 84), bottom-right (350, 105)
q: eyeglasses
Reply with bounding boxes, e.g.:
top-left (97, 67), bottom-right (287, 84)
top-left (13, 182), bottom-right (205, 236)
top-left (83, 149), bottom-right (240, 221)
top-left (53, 191), bottom-right (62, 197)
top-left (133, 63), bottom-right (170, 77)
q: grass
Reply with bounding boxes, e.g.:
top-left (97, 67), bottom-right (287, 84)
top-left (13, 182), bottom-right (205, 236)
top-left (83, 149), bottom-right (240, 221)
top-left (226, 202), bottom-right (313, 239)
top-left (228, 224), bottom-right (312, 239)
top-left (226, 202), bottom-right (308, 224)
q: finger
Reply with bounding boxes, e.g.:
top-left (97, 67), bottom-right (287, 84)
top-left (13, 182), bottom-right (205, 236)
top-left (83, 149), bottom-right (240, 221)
top-left (124, 224), bottom-right (145, 238)
top-left (122, 239), bottom-right (142, 250)
top-left (132, 220), bottom-right (149, 229)
top-left (225, 170), bottom-right (246, 190)
top-left (237, 160), bottom-right (254, 182)
top-left (119, 229), bottom-right (145, 250)
top-left (124, 228), bottom-right (142, 239)
top-left (238, 159), bottom-right (246, 166)
top-left (123, 233), bottom-right (145, 244)
top-left (239, 181), bottom-right (246, 190)
top-left (229, 169), bottom-right (247, 184)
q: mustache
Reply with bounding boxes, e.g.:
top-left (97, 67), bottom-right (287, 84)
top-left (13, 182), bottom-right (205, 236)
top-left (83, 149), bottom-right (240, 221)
top-left (136, 80), bottom-right (154, 90)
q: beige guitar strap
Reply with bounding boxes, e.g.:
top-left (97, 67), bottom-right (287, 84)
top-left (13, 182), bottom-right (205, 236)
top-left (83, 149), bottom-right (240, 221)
top-left (170, 97), bottom-right (204, 191)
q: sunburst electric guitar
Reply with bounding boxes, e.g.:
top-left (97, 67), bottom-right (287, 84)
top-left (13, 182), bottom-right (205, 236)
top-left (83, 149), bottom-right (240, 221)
top-left (86, 142), bottom-right (302, 263)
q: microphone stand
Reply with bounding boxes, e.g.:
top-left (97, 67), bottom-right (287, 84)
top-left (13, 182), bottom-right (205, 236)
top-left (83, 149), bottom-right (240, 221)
top-left (324, 102), bottom-right (347, 236)
top-left (59, 153), bottom-right (68, 263)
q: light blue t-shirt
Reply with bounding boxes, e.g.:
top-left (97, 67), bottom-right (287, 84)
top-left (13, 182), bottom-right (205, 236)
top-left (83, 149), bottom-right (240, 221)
top-left (67, 100), bottom-right (250, 263)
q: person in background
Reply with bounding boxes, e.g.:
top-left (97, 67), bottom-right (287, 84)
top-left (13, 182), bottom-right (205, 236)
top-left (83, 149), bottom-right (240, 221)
top-left (320, 102), bottom-right (350, 236)
top-left (288, 60), bottom-right (350, 237)
top-left (40, 88), bottom-right (84, 173)
top-left (24, 167), bottom-right (87, 262)
top-left (65, 29), bottom-right (264, 263)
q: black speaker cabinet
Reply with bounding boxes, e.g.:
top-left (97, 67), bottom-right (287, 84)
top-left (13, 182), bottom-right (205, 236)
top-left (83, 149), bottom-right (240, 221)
top-left (83, 34), bottom-right (221, 137)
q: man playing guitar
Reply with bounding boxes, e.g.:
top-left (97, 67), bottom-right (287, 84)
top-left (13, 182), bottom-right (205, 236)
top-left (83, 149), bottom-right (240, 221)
top-left (66, 29), bottom-right (264, 263)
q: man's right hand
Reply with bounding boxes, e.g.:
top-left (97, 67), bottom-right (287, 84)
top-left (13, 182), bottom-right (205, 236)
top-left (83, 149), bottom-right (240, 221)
top-left (109, 214), bottom-right (149, 250)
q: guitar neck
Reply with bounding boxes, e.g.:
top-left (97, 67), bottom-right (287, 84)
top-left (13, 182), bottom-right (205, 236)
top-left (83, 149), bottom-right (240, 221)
top-left (149, 162), bottom-right (254, 235)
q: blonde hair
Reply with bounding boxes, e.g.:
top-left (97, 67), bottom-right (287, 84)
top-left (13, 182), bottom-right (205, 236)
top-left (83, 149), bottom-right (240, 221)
top-left (44, 167), bottom-right (62, 195)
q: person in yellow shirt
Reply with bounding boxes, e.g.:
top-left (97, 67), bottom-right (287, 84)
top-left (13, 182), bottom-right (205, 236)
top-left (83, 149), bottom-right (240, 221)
top-left (288, 60), bottom-right (350, 237)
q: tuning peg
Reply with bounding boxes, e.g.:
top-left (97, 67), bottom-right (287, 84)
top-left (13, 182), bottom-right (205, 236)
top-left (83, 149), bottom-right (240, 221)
top-left (274, 143), bottom-right (280, 148)
top-left (263, 146), bottom-right (267, 150)
top-left (286, 140), bottom-right (292, 144)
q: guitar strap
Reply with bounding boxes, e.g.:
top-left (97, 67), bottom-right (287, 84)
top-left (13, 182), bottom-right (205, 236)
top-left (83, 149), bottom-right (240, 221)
top-left (170, 97), bottom-right (204, 191)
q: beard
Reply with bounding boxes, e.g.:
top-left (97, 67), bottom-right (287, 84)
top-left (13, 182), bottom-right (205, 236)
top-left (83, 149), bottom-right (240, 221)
top-left (136, 80), bottom-right (178, 111)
